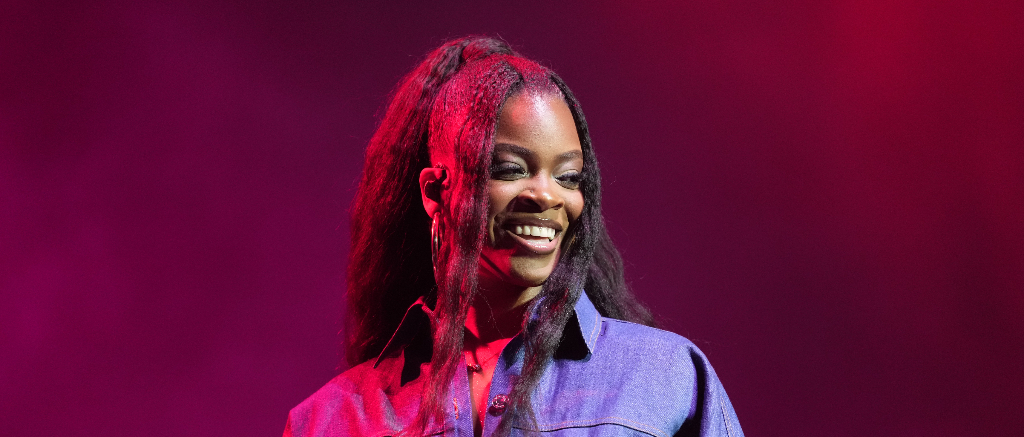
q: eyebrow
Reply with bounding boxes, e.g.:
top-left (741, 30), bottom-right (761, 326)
top-left (493, 143), bottom-right (583, 161)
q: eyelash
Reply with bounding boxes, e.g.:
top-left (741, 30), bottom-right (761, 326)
top-left (556, 171), bottom-right (582, 189)
top-left (489, 162), bottom-right (583, 189)
top-left (490, 162), bottom-right (527, 180)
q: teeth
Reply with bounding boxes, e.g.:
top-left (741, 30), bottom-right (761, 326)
top-left (510, 225), bottom-right (556, 239)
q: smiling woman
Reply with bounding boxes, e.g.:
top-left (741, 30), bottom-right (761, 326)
top-left (284, 37), bottom-right (744, 437)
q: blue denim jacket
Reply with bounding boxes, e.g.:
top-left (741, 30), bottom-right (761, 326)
top-left (284, 292), bottom-right (743, 437)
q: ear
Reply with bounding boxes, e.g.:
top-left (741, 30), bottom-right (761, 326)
top-left (419, 166), bottom-right (447, 218)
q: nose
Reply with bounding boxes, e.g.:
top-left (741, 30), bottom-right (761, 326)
top-left (513, 174), bottom-right (564, 212)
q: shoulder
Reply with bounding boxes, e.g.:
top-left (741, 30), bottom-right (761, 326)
top-left (284, 358), bottom-right (421, 437)
top-left (532, 317), bottom-right (744, 436)
top-left (599, 317), bottom-right (701, 352)
top-left (283, 362), bottom-right (373, 437)
top-left (286, 364), bottom-right (365, 418)
top-left (595, 317), bottom-right (713, 377)
top-left (599, 318), bottom-right (745, 437)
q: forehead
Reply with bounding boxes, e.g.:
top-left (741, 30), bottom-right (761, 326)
top-left (494, 91), bottom-right (581, 156)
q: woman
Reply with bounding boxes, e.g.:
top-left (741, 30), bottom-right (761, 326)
top-left (285, 37), bottom-right (743, 437)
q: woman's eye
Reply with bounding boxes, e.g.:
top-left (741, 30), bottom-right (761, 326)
top-left (490, 162), bottom-right (527, 180)
top-left (556, 171), bottom-right (582, 189)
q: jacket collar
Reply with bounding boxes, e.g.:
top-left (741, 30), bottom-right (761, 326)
top-left (571, 290), bottom-right (602, 353)
top-left (373, 291), bottom-right (602, 368)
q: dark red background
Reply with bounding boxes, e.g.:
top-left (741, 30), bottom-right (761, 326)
top-left (2, 1), bottom-right (1022, 435)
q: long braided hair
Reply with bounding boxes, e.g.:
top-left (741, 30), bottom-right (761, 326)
top-left (346, 36), bottom-right (654, 435)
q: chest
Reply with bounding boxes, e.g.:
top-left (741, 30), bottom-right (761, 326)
top-left (373, 353), bottom-right (693, 437)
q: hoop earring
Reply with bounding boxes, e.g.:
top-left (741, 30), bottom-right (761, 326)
top-left (428, 163), bottom-right (448, 285)
top-left (431, 211), bottom-right (443, 284)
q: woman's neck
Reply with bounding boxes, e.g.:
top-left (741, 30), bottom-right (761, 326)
top-left (464, 283), bottom-right (541, 343)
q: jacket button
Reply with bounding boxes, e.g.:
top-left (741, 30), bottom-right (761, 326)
top-left (488, 394), bottom-right (509, 415)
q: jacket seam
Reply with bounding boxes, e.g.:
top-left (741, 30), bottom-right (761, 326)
top-left (517, 416), bottom-right (668, 437)
top-left (720, 398), bottom-right (734, 437)
top-left (586, 315), bottom-right (601, 349)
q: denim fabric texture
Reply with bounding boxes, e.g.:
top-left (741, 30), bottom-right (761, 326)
top-left (284, 292), bottom-right (743, 437)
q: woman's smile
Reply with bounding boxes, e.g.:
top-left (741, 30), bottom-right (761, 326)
top-left (495, 216), bottom-right (564, 254)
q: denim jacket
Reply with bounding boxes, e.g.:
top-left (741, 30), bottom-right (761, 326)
top-left (284, 292), bottom-right (743, 437)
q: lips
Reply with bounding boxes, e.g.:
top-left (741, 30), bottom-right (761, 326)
top-left (498, 217), bottom-right (564, 254)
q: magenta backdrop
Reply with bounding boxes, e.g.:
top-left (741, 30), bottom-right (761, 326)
top-left (2, 1), bottom-right (1022, 435)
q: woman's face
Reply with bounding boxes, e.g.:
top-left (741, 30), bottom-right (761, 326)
top-left (477, 91), bottom-right (584, 293)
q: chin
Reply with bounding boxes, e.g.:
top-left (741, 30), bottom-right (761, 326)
top-left (478, 249), bottom-right (560, 290)
top-left (506, 261), bottom-right (557, 287)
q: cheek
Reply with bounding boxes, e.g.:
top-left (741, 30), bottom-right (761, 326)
top-left (565, 192), bottom-right (585, 224)
top-left (486, 182), bottom-right (503, 214)
top-left (486, 184), bottom-right (516, 236)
